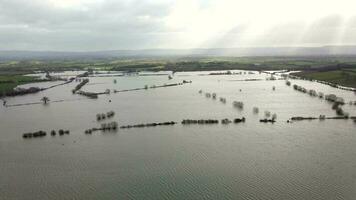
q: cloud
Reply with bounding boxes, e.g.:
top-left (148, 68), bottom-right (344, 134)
top-left (0, 0), bottom-right (356, 51)
top-left (0, 0), bottom-right (174, 50)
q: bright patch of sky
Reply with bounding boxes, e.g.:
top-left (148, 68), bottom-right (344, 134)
top-left (0, 0), bottom-right (355, 50)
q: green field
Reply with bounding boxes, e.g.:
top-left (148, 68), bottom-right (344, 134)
top-left (295, 70), bottom-right (356, 88)
top-left (0, 75), bottom-right (37, 94)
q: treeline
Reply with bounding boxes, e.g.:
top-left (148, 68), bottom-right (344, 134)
top-left (111, 63), bottom-right (163, 72)
top-left (164, 61), bottom-right (258, 72)
top-left (72, 79), bottom-right (89, 93)
top-left (308, 63), bottom-right (356, 72)
top-left (1, 87), bottom-right (43, 97)
top-left (108, 61), bottom-right (315, 72)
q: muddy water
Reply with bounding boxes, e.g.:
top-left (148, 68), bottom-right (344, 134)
top-left (1, 71), bottom-right (356, 200)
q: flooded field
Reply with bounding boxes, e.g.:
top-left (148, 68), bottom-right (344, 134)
top-left (1, 70), bottom-right (356, 200)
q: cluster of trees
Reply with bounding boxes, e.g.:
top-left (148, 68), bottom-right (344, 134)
top-left (85, 122), bottom-right (118, 134)
top-left (331, 102), bottom-right (347, 116)
top-left (120, 121), bottom-right (176, 129)
top-left (96, 111), bottom-right (115, 121)
top-left (72, 79), bottom-right (89, 94)
top-left (324, 94), bottom-right (345, 104)
top-left (76, 91), bottom-right (98, 99)
top-left (233, 101), bottom-right (244, 109)
top-left (182, 119), bottom-right (219, 124)
top-left (209, 71), bottom-right (233, 75)
top-left (326, 94), bottom-right (347, 116)
top-left (203, 92), bottom-right (244, 110)
top-left (293, 84), bottom-right (308, 93)
top-left (200, 90), bottom-right (227, 105)
top-left (100, 122), bottom-right (118, 131)
top-left (219, 97), bottom-right (226, 103)
top-left (259, 111), bottom-right (277, 123)
top-left (2, 87), bottom-right (42, 98)
top-left (23, 130), bottom-right (47, 138)
top-left (221, 117), bottom-right (246, 124)
top-left (288, 81), bottom-right (348, 117)
top-left (23, 129), bottom-right (69, 138)
top-left (291, 84), bottom-right (325, 98)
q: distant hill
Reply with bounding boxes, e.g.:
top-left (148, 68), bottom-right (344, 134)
top-left (1, 46), bottom-right (356, 60)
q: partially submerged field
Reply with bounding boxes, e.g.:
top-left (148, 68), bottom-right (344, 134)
top-left (1, 56), bottom-right (356, 92)
top-left (0, 75), bottom-right (38, 94)
top-left (294, 70), bottom-right (356, 88)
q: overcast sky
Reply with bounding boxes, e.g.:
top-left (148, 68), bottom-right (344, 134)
top-left (0, 0), bottom-right (356, 51)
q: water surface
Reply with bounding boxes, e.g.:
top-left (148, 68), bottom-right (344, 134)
top-left (1, 71), bottom-right (356, 200)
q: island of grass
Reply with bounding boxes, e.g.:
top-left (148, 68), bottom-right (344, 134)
top-left (0, 75), bottom-right (39, 95)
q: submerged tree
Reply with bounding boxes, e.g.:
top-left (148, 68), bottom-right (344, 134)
top-left (219, 97), bottom-right (227, 103)
top-left (212, 93), bottom-right (217, 99)
top-left (272, 113), bottom-right (277, 120)
top-left (265, 111), bottom-right (271, 118)
top-left (318, 92), bottom-right (324, 98)
top-left (233, 101), bottom-right (244, 109)
top-left (308, 89), bottom-right (317, 97)
top-left (253, 107), bottom-right (259, 114)
top-left (41, 96), bottom-right (50, 104)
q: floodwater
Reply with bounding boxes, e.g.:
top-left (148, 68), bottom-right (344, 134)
top-left (1, 70), bottom-right (356, 200)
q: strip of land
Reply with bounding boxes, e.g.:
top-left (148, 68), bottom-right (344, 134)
top-left (1, 56), bottom-right (356, 90)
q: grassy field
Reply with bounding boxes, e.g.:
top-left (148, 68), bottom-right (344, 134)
top-left (0, 75), bottom-right (37, 94)
top-left (295, 70), bottom-right (356, 88)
